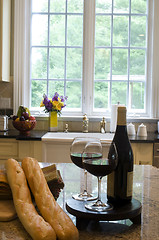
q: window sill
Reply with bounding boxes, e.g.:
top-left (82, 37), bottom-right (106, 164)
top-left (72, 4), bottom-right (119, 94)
top-left (34, 114), bottom-right (158, 123)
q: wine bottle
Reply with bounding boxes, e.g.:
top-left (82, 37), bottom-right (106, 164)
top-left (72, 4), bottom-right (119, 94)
top-left (107, 106), bottom-right (134, 205)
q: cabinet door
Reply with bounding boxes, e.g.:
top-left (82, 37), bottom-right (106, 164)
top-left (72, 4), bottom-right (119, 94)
top-left (18, 141), bottom-right (42, 162)
top-left (0, 0), bottom-right (11, 82)
top-left (0, 139), bottom-right (18, 160)
top-left (135, 143), bottom-right (153, 165)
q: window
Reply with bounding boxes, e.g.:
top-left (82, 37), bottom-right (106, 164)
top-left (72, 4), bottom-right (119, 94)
top-left (94, 0), bottom-right (148, 115)
top-left (14, 0), bottom-right (159, 118)
top-left (31, 0), bottom-right (84, 113)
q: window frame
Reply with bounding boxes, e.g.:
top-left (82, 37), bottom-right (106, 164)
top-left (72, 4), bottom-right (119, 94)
top-left (13, 0), bottom-right (159, 119)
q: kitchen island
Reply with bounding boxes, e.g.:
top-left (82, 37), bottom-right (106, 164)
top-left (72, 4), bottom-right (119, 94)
top-left (0, 163), bottom-right (159, 240)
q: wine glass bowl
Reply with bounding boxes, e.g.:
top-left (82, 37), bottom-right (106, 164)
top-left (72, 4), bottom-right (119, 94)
top-left (70, 137), bottom-right (102, 201)
top-left (83, 142), bottom-right (118, 212)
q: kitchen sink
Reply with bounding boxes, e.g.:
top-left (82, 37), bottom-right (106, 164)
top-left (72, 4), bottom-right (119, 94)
top-left (42, 132), bottom-right (114, 143)
top-left (42, 132), bottom-right (114, 163)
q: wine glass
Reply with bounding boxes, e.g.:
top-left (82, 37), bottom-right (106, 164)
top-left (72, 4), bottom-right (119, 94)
top-left (70, 137), bottom-right (102, 201)
top-left (83, 142), bottom-right (118, 212)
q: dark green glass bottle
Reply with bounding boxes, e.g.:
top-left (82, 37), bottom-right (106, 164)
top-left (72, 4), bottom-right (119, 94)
top-left (107, 106), bottom-right (134, 205)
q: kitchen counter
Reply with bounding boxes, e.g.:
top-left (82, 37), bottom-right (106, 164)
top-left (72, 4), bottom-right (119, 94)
top-left (0, 163), bottom-right (159, 239)
top-left (0, 129), bottom-right (47, 140)
top-left (0, 129), bottom-right (159, 142)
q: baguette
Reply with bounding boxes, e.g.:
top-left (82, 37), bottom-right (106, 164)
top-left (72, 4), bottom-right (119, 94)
top-left (6, 158), bottom-right (56, 240)
top-left (22, 157), bottom-right (79, 240)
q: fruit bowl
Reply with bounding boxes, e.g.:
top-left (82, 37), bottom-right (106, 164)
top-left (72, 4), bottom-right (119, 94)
top-left (12, 120), bottom-right (36, 135)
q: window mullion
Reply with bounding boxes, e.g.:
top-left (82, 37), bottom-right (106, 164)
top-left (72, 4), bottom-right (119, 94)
top-left (82, 0), bottom-right (95, 116)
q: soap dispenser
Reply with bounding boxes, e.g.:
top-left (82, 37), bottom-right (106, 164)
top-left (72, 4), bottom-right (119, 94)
top-left (83, 114), bottom-right (89, 133)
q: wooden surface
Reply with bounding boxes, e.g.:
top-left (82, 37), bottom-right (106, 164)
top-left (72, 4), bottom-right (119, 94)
top-left (0, 200), bottom-right (17, 222)
top-left (66, 198), bottom-right (142, 229)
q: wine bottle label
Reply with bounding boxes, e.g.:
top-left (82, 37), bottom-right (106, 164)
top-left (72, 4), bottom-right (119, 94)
top-left (127, 171), bottom-right (133, 197)
top-left (107, 172), bottom-right (114, 197)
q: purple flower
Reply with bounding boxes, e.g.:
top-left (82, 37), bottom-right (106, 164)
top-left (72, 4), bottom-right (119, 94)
top-left (52, 92), bottom-right (59, 101)
top-left (46, 101), bottom-right (53, 111)
top-left (40, 92), bottom-right (68, 114)
top-left (61, 103), bottom-right (66, 108)
top-left (60, 95), bottom-right (68, 102)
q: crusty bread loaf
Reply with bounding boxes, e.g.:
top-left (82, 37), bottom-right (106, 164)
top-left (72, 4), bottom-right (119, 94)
top-left (6, 158), bottom-right (56, 240)
top-left (22, 157), bottom-right (79, 240)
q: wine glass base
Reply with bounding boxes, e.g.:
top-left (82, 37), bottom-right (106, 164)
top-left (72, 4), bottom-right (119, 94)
top-left (72, 193), bottom-right (97, 201)
top-left (85, 201), bottom-right (113, 212)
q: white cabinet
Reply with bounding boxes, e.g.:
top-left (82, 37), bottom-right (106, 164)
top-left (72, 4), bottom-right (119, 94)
top-left (0, 139), bottom-right (42, 163)
top-left (0, 0), bottom-right (11, 82)
top-left (18, 141), bottom-right (42, 162)
top-left (131, 143), bottom-right (153, 165)
top-left (0, 139), bottom-right (18, 160)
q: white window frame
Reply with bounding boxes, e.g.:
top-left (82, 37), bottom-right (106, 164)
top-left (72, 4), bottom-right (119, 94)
top-left (13, 0), bottom-right (159, 119)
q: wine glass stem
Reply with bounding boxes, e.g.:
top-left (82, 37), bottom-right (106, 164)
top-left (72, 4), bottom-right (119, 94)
top-left (83, 169), bottom-right (88, 193)
top-left (98, 176), bottom-right (102, 202)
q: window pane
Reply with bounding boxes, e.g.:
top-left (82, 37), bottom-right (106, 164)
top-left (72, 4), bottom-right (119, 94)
top-left (94, 48), bottom-right (110, 80)
top-left (67, 16), bottom-right (83, 46)
top-left (66, 81), bottom-right (82, 108)
top-left (94, 81), bottom-right (108, 108)
top-left (130, 49), bottom-right (146, 80)
top-left (131, 16), bottom-right (146, 47)
top-left (130, 82), bottom-right (145, 109)
top-left (113, 16), bottom-right (129, 47)
top-left (31, 80), bottom-right (47, 107)
top-left (50, 0), bottom-right (66, 13)
top-left (67, 0), bottom-right (83, 13)
top-left (113, 0), bottom-right (129, 13)
top-left (66, 48), bottom-right (82, 79)
top-left (112, 49), bottom-right (128, 79)
top-left (49, 48), bottom-right (65, 79)
top-left (50, 15), bottom-right (65, 46)
top-left (111, 82), bottom-right (127, 105)
top-left (32, 0), bottom-right (48, 12)
top-left (95, 16), bottom-right (111, 47)
top-left (32, 15), bottom-right (48, 46)
top-left (131, 0), bottom-right (147, 14)
top-left (96, 0), bottom-right (112, 13)
top-left (48, 80), bottom-right (64, 98)
top-left (31, 48), bottom-right (47, 79)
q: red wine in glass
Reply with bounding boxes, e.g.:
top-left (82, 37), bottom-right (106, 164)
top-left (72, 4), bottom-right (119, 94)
top-left (83, 142), bottom-right (118, 212)
top-left (83, 158), bottom-right (115, 177)
top-left (71, 152), bottom-right (102, 169)
top-left (70, 137), bottom-right (102, 201)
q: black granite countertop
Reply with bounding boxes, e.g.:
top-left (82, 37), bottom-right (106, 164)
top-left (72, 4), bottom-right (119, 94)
top-left (128, 132), bottom-right (159, 143)
top-left (0, 130), bottom-right (47, 141)
top-left (0, 130), bottom-right (159, 142)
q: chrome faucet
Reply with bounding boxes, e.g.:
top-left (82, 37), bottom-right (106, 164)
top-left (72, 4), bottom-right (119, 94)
top-left (100, 117), bottom-right (106, 133)
top-left (64, 123), bottom-right (69, 133)
top-left (83, 114), bottom-right (89, 133)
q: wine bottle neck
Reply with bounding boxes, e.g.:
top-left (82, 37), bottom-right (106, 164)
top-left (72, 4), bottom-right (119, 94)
top-left (117, 106), bottom-right (126, 126)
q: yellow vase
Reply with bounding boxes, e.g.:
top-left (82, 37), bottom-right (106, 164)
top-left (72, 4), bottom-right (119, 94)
top-left (49, 111), bottom-right (58, 132)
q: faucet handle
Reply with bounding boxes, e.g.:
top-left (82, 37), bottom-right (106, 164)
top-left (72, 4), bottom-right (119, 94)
top-left (100, 117), bottom-right (106, 133)
top-left (64, 123), bottom-right (69, 133)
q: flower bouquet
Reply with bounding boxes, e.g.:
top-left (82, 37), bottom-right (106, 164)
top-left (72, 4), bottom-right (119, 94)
top-left (40, 92), bottom-right (67, 116)
top-left (40, 92), bottom-right (67, 131)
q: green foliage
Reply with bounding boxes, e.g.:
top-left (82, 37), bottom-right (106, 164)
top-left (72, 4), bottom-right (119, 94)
top-left (31, 0), bottom-right (147, 112)
top-left (31, 80), bottom-right (47, 107)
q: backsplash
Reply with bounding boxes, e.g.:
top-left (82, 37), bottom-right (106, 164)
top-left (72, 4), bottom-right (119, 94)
top-left (8, 117), bottom-right (158, 134)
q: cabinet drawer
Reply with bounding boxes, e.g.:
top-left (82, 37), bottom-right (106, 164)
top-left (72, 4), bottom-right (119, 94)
top-left (154, 143), bottom-right (159, 156)
top-left (0, 140), bottom-right (18, 158)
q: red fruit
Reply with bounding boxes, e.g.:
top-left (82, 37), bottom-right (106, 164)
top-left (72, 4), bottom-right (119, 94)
top-left (29, 116), bottom-right (36, 120)
top-left (22, 112), bottom-right (29, 120)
